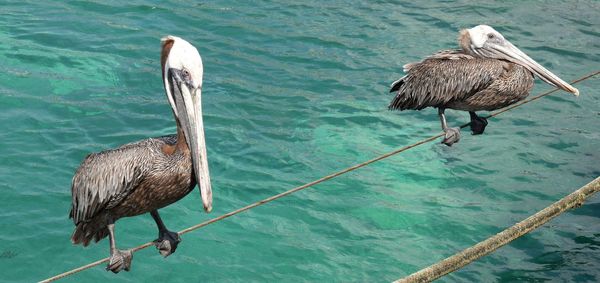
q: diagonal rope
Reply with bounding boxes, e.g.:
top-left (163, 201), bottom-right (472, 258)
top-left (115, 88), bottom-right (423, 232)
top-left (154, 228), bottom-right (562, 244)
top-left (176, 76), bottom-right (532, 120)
top-left (394, 176), bottom-right (600, 283)
top-left (39, 70), bottom-right (599, 283)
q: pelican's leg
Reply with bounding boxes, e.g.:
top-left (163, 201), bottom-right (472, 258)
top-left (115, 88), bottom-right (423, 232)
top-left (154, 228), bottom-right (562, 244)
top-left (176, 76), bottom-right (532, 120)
top-left (438, 108), bottom-right (460, 146)
top-left (469, 111), bottom-right (488, 135)
top-left (106, 223), bottom-right (133, 273)
top-left (151, 210), bottom-right (181, 257)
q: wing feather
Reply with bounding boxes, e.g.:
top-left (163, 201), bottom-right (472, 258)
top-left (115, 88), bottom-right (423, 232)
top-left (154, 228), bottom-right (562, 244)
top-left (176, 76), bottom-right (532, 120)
top-left (68, 137), bottom-right (173, 224)
top-left (389, 50), bottom-right (505, 110)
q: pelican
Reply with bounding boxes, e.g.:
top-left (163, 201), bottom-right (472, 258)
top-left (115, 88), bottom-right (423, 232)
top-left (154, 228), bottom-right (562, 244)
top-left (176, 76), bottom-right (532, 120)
top-left (388, 25), bottom-right (579, 146)
top-left (69, 36), bottom-right (212, 273)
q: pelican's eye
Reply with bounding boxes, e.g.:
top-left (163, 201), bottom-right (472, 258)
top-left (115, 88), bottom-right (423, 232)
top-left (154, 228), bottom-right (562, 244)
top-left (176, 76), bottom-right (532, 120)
top-left (487, 33), bottom-right (495, 39)
top-left (182, 69), bottom-right (191, 81)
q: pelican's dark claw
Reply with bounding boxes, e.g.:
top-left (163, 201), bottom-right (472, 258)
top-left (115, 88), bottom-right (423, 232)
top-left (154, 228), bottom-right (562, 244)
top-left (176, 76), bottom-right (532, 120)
top-left (442, 127), bottom-right (461, 146)
top-left (154, 230), bottom-right (181, 257)
top-left (106, 249), bottom-right (133, 273)
top-left (469, 112), bottom-right (488, 135)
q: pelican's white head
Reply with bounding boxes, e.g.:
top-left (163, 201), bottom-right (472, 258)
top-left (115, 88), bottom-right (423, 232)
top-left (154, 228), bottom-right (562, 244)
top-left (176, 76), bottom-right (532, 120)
top-left (461, 25), bottom-right (578, 96)
top-left (467, 25), bottom-right (505, 49)
top-left (161, 35), bottom-right (204, 117)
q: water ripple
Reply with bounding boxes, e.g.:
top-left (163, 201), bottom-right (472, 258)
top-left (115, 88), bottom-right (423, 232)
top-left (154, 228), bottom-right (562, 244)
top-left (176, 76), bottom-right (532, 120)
top-left (0, 0), bottom-right (599, 282)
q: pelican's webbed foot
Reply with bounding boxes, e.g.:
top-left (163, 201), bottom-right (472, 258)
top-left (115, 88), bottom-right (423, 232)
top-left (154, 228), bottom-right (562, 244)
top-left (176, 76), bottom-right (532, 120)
top-left (105, 223), bottom-right (132, 273)
top-left (107, 249), bottom-right (133, 273)
top-left (151, 210), bottom-right (181, 257)
top-left (442, 127), bottom-right (461, 146)
top-left (438, 108), bottom-right (461, 146)
top-left (469, 112), bottom-right (488, 135)
top-left (154, 230), bottom-right (181, 257)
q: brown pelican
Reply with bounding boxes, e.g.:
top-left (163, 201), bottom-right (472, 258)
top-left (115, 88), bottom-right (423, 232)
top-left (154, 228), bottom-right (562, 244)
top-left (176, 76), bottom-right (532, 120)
top-left (388, 25), bottom-right (579, 146)
top-left (69, 35), bottom-right (212, 273)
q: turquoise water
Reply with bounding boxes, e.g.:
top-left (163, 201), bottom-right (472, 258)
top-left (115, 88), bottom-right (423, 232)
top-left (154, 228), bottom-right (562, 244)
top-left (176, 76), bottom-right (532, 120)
top-left (1, 0), bottom-right (599, 282)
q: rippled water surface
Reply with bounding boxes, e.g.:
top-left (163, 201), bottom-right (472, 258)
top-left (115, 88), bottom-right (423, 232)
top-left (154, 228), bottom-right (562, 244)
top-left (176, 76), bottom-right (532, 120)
top-left (1, 1), bottom-right (599, 282)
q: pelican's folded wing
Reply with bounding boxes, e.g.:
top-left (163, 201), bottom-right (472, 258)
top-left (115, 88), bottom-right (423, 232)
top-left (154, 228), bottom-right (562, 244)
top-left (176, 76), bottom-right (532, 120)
top-left (69, 145), bottom-right (144, 224)
top-left (389, 50), bottom-right (505, 110)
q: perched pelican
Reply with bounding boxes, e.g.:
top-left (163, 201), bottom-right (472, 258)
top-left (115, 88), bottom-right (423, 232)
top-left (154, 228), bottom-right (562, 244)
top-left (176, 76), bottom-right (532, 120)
top-left (69, 36), bottom-right (212, 273)
top-left (388, 25), bottom-right (579, 146)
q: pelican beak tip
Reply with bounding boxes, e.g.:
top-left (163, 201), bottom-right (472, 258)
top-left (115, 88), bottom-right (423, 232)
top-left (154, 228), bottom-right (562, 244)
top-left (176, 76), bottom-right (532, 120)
top-left (572, 88), bottom-right (580, 96)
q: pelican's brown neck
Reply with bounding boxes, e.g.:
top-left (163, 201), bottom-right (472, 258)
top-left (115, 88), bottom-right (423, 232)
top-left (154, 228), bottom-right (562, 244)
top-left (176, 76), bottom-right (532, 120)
top-left (175, 119), bottom-right (191, 153)
top-left (161, 119), bottom-right (190, 155)
top-left (160, 36), bottom-right (178, 122)
top-left (161, 38), bottom-right (174, 81)
top-left (458, 29), bottom-right (475, 56)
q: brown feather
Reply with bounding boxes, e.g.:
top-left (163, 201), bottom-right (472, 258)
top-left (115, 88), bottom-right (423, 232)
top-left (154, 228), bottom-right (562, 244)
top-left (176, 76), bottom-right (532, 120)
top-left (388, 50), bottom-right (534, 112)
top-left (161, 37), bottom-right (174, 79)
top-left (69, 135), bottom-right (195, 245)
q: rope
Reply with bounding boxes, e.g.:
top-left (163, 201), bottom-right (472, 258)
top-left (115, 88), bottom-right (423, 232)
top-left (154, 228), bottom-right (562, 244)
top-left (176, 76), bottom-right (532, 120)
top-left (40, 70), bottom-right (599, 282)
top-left (394, 176), bottom-right (600, 283)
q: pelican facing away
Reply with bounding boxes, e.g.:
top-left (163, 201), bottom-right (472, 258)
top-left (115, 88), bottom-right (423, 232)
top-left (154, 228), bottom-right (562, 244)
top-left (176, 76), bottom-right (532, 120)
top-left (388, 25), bottom-right (579, 146)
top-left (70, 36), bottom-right (212, 273)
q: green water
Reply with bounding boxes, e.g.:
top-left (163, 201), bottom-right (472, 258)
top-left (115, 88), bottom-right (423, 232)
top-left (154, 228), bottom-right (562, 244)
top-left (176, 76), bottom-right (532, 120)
top-left (1, 1), bottom-right (599, 282)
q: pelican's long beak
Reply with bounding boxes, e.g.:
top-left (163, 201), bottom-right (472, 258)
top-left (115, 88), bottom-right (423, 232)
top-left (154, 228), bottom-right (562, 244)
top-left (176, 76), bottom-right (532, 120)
top-left (170, 69), bottom-right (213, 212)
top-left (491, 42), bottom-right (579, 96)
